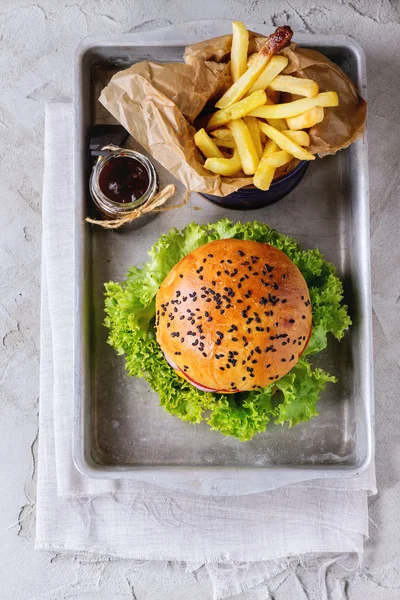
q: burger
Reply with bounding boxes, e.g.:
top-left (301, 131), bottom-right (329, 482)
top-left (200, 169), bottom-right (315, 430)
top-left (105, 219), bottom-right (351, 441)
top-left (156, 239), bottom-right (312, 394)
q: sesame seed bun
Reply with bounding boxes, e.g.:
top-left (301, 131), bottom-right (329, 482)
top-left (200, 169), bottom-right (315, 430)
top-left (155, 239), bottom-right (312, 393)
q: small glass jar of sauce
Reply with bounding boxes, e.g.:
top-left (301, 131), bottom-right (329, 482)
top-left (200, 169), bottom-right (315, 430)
top-left (89, 148), bottom-right (158, 229)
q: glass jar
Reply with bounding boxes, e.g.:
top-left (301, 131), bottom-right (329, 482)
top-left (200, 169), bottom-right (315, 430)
top-left (89, 148), bottom-right (159, 230)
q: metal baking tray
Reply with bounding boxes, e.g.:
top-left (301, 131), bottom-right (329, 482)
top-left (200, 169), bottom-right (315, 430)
top-left (73, 20), bottom-right (374, 495)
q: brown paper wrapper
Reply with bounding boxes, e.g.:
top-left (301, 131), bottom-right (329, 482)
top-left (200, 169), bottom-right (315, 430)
top-left (99, 31), bottom-right (366, 196)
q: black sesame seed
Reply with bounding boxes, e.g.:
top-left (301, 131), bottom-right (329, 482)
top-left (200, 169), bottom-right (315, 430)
top-left (289, 319), bottom-right (295, 324)
top-left (281, 358), bottom-right (286, 362)
top-left (215, 339), bottom-right (221, 346)
top-left (255, 347), bottom-right (261, 354)
top-left (179, 274), bottom-right (183, 279)
top-left (216, 271), bottom-right (221, 276)
top-left (281, 299), bottom-right (287, 304)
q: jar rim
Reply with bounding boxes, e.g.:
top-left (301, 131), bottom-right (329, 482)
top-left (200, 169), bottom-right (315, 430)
top-left (90, 149), bottom-right (158, 213)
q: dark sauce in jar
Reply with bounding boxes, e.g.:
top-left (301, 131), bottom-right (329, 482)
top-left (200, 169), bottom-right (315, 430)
top-left (99, 156), bottom-right (150, 204)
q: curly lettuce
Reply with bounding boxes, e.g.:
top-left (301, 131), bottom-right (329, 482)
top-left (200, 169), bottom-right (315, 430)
top-left (104, 219), bottom-right (351, 441)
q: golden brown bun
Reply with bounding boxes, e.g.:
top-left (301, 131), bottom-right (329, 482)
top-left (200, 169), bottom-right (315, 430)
top-left (156, 239), bottom-right (312, 393)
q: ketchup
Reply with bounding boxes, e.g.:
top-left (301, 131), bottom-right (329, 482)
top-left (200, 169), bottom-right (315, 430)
top-left (99, 156), bottom-right (150, 203)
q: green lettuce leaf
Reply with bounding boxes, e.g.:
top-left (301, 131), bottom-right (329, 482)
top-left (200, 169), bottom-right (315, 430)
top-left (104, 219), bottom-right (351, 441)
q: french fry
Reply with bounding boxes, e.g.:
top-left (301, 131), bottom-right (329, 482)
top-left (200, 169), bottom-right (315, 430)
top-left (204, 149), bottom-right (242, 176)
top-left (194, 128), bottom-right (224, 159)
top-left (286, 106), bottom-right (324, 130)
top-left (243, 116), bottom-right (263, 158)
top-left (260, 150), bottom-right (293, 168)
top-left (268, 75), bottom-right (319, 97)
top-left (266, 117), bottom-right (287, 131)
top-left (248, 91), bottom-right (338, 119)
top-left (207, 90), bottom-right (267, 130)
top-left (258, 122), bottom-right (315, 161)
top-left (253, 96), bottom-right (287, 131)
top-left (210, 128), bottom-right (234, 141)
top-left (228, 119), bottom-right (260, 175)
top-left (262, 139), bottom-right (279, 156)
top-left (253, 151), bottom-right (293, 190)
top-left (231, 21), bottom-right (249, 82)
top-left (282, 130), bottom-right (310, 146)
top-left (247, 55), bottom-right (288, 95)
top-left (213, 139), bottom-right (237, 148)
top-left (247, 52), bottom-right (259, 68)
top-left (216, 26), bottom-right (293, 108)
top-left (254, 164), bottom-right (275, 191)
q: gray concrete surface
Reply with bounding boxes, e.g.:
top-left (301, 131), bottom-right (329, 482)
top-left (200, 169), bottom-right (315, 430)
top-left (1, 0), bottom-right (400, 598)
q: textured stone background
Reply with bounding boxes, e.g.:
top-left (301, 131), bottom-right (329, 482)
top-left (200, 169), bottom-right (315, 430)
top-left (1, 0), bottom-right (400, 598)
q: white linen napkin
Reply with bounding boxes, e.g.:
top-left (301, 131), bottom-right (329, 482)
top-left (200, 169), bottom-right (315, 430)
top-left (36, 103), bottom-right (376, 599)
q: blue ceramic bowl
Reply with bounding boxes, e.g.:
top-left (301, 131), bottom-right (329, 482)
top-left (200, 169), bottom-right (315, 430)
top-left (200, 160), bottom-right (309, 210)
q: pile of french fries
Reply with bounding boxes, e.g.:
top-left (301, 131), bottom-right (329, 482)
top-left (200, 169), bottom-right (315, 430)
top-left (194, 22), bottom-right (339, 191)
